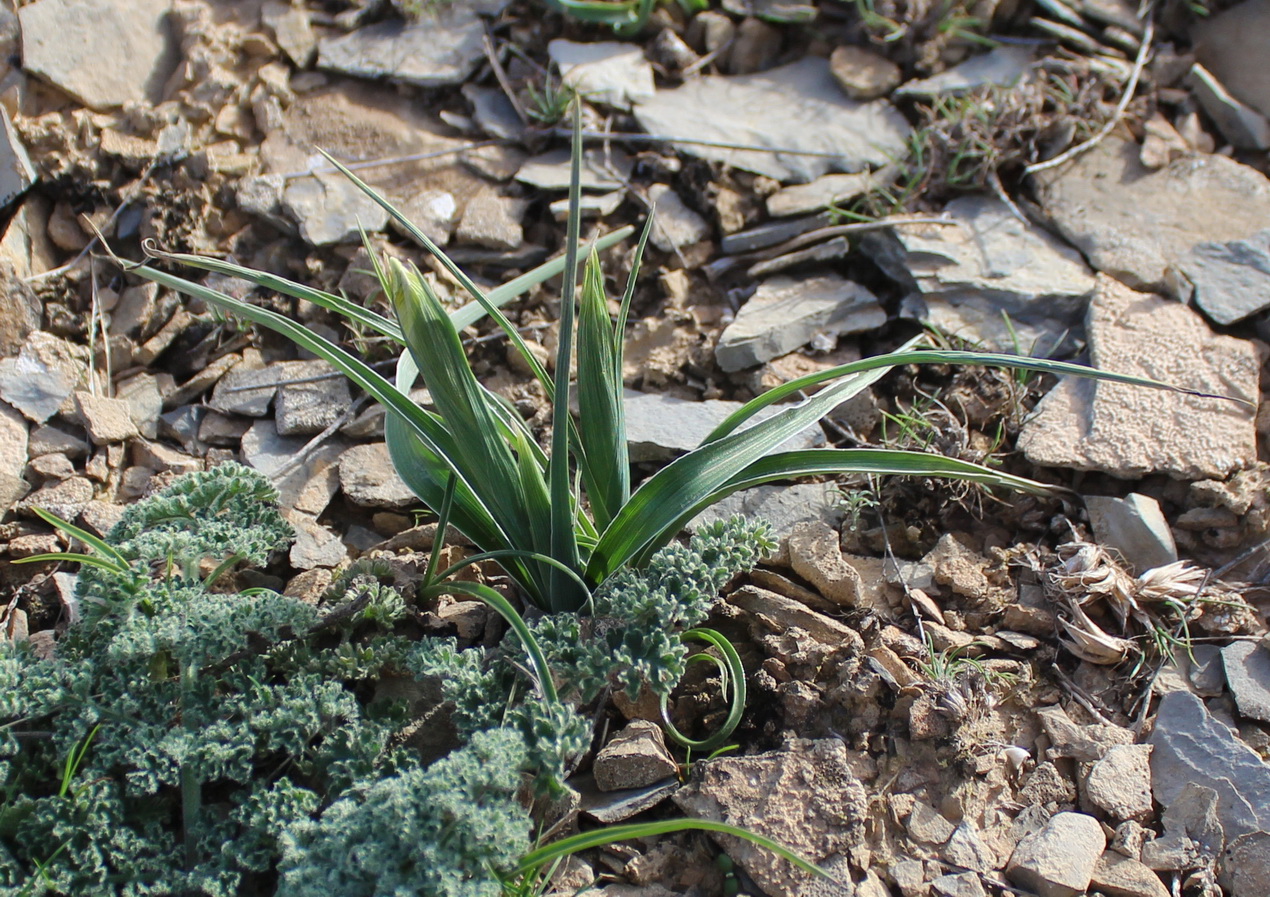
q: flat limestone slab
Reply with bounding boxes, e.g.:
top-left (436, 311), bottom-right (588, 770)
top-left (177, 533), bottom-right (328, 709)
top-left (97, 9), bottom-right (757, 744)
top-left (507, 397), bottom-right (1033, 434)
top-left (1018, 276), bottom-right (1257, 480)
top-left (634, 57), bottom-right (910, 183)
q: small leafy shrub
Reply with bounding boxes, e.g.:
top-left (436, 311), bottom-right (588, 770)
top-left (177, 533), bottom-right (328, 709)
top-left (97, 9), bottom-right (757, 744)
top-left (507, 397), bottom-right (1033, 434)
top-left (3, 466), bottom-right (816, 895)
top-left (0, 465), bottom-right (541, 896)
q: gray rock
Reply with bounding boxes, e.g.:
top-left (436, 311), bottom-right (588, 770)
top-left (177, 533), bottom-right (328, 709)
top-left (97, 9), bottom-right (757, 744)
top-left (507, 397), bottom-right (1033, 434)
top-left (716, 274), bottom-right (884, 372)
top-left (1018, 276), bottom-right (1257, 480)
top-left (276, 366), bottom-right (353, 436)
top-left (161, 405), bottom-right (206, 452)
top-left (1149, 690), bottom-right (1270, 845)
top-left (28, 424), bottom-right (87, 459)
top-left (899, 293), bottom-right (1076, 356)
top-left (689, 482), bottom-right (844, 545)
top-left (1222, 640), bottom-right (1270, 723)
top-left (931, 872), bottom-right (987, 897)
top-left (283, 173), bottom-right (390, 246)
top-left (237, 174), bottom-right (292, 233)
top-left (896, 46), bottom-right (1034, 97)
top-left (720, 211), bottom-right (833, 254)
top-left (634, 57), bottom-right (910, 183)
top-left (828, 45), bottom-right (901, 100)
top-left (454, 186), bottom-right (526, 251)
top-left (131, 442), bottom-right (200, 475)
top-left (582, 778), bottom-right (679, 824)
top-left (1085, 744), bottom-right (1154, 822)
top-left (1090, 851), bottom-right (1169, 897)
top-left (548, 40), bottom-right (655, 110)
top-left (748, 235), bottom-right (850, 276)
top-left (1189, 644), bottom-right (1226, 697)
top-left (0, 400), bottom-right (28, 512)
top-left (1182, 228), bottom-right (1270, 326)
top-left (548, 190), bottom-right (624, 221)
top-left (462, 85), bottom-right (523, 141)
top-left (766, 168), bottom-right (893, 217)
top-left (110, 283), bottom-right (159, 341)
top-left (1225, 831), bottom-right (1270, 897)
top-left (390, 189), bottom-right (457, 246)
top-left (1006, 811), bottom-right (1105, 897)
top-left (864, 196), bottom-right (1095, 321)
top-left (261, 0), bottom-right (317, 68)
top-left (515, 148), bottom-right (634, 192)
top-left (1083, 493), bottom-right (1178, 572)
top-left (647, 183), bottom-right (709, 252)
top-left (339, 443), bottom-right (416, 509)
top-left (1193, 0), bottom-right (1270, 120)
top-left (673, 739), bottom-right (865, 897)
top-left (592, 721), bottom-right (678, 792)
top-left (241, 419), bottom-right (308, 478)
top-left (1188, 64), bottom-right (1270, 151)
top-left (1032, 137), bottom-right (1270, 294)
top-left (317, 0), bottom-right (510, 87)
top-left (0, 110), bottom-right (34, 212)
top-left (18, 0), bottom-right (179, 110)
top-left (0, 332), bottom-right (85, 423)
top-left (623, 390), bottom-right (823, 463)
top-left (0, 261), bottom-right (40, 357)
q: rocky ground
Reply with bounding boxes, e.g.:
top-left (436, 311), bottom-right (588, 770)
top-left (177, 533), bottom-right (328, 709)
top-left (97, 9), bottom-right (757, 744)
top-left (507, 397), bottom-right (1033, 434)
top-left (2, 0), bottom-right (1270, 895)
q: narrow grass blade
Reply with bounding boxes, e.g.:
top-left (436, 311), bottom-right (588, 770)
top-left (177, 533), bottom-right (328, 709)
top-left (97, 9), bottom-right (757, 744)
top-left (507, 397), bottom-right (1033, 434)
top-left (317, 150), bottom-right (559, 400)
top-left (660, 628), bottom-right (745, 752)
top-left (421, 579), bottom-right (558, 704)
top-left (705, 345), bottom-right (1253, 445)
top-left (576, 249), bottom-right (627, 529)
top-left (628, 447), bottom-right (1055, 567)
top-left (12, 553), bottom-right (129, 573)
top-left (546, 103), bottom-right (586, 609)
top-left (514, 819), bottom-right (837, 882)
top-left (133, 265), bottom-right (505, 550)
top-left (144, 248), bottom-right (403, 343)
top-left (28, 507), bottom-right (127, 565)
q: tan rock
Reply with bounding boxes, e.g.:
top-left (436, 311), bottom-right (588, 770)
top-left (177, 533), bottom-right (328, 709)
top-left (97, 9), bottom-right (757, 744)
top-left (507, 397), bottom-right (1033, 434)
top-left (787, 519), bottom-right (862, 606)
top-left (829, 45), bottom-right (901, 100)
top-left (1019, 276), bottom-right (1257, 480)
top-left (593, 720), bottom-right (678, 792)
top-left (75, 392), bottom-right (139, 446)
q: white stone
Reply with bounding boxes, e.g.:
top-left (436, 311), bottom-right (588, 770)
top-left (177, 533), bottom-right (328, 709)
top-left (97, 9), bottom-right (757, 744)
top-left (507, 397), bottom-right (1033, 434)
top-left (548, 40), bottom-right (655, 110)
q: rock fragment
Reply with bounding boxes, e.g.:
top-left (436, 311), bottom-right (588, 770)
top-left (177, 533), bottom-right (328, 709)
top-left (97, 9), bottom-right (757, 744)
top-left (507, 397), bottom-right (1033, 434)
top-left (74, 392), bottom-right (139, 446)
top-left (317, 0), bottom-right (511, 87)
top-left (339, 443), bottom-right (416, 509)
top-left (1085, 744), bottom-right (1153, 821)
top-left (634, 57), bottom-right (910, 183)
top-left (828, 45), bottom-right (900, 100)
top-left (1033, 137), bottom-right (1270, 294)
top-left (1149, 690), bottom-right (1270, 846)
top-left (1006, 811), bottom-right (1105, 897)
top-left (1222, 640), bottom-right (1270, 723)
top-left (1090, 851), bottom-right (1169, 897)
top-left (673, 739), bottom-right (867, 897)
top-left (1187, 64), bottom-right (1270, 151)
top-left (592, 721), bottom-right (678, 792)
top-left (1083, 493), bottom-right (1177, 572)
top-left (1018, 276), bottom-right (1257, 480)
top-left (275, 366), bottom-right (353, 436)
top-left (261, 0), bottom-right (317, 68)
top-left (15, 476), bottom-right (93, 521)
top-left (646, 184), bottom-right (709, 252)
top-left (454, 186), bottom-right (526, 251)
top-left (0, 401), bottom-right (28, 511)
top-left (18, 0), bottom-right (179, 110)
top-left (0, 332), bottom-right (85, 423)
top-left (548, 40), bottom-right (655, 109)
top-left (622, 390), bottom-right (822, 463)
top-left (1182, 228), bottom-right (1270, 325)
top-left (716, 274), bottom-right (884, 372)
top-left (865, 195), bottom-right (1095, 324)
top-left (896, 46), bottom-right (1033, 97)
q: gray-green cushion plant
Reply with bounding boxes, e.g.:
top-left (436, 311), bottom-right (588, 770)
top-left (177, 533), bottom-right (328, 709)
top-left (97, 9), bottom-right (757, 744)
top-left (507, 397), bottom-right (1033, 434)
top-left (4, 465), bottom-right (833, 895)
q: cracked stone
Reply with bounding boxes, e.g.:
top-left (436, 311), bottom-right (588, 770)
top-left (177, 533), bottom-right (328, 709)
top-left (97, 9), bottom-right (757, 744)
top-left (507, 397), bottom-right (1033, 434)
top-left (593, 721), bottom-right (678, 792)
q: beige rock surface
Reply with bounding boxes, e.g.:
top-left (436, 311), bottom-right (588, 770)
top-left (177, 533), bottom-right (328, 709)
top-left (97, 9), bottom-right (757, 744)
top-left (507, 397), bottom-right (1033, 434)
top-left (1019, 276), bottom-right (1257, 480)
